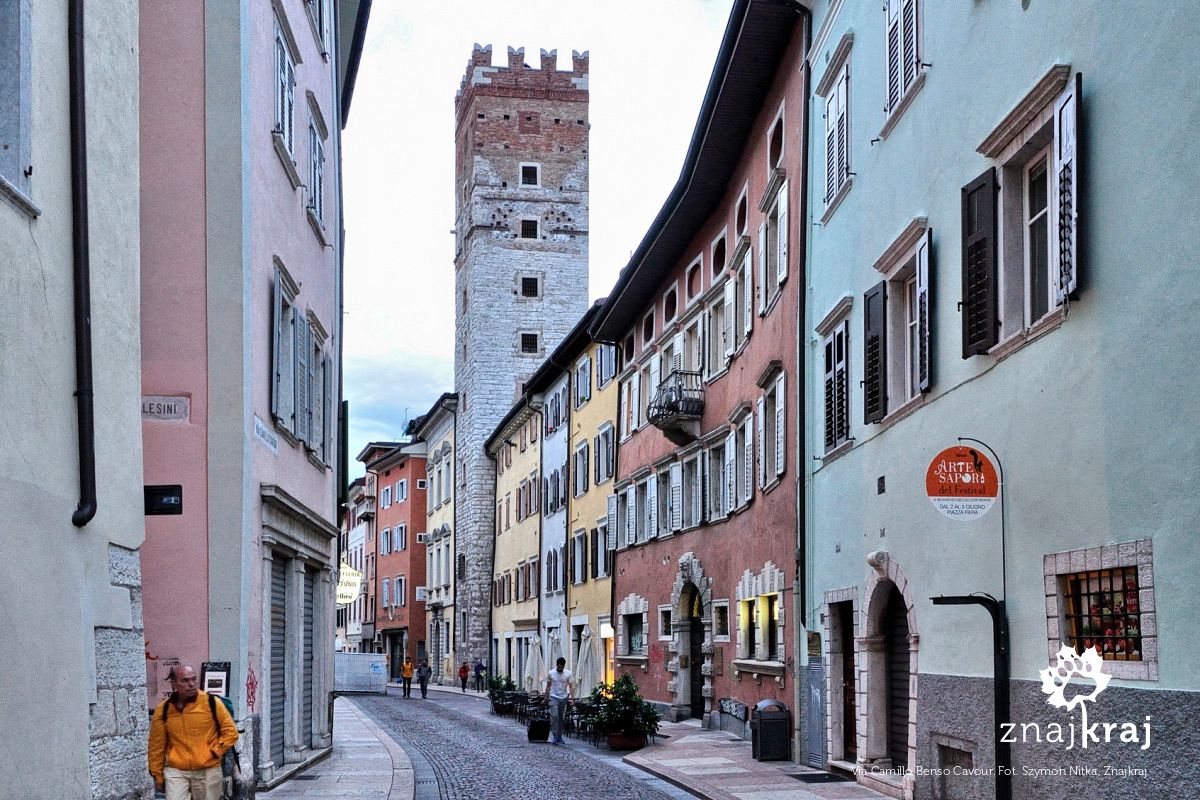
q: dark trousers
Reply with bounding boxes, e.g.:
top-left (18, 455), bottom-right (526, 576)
top-left (474, 675), bottom-right (484, 692)
top-left (460, 676), bottom-right (468, 691)
top-left (419, 679), bottom-right (429, 698)
top-left (401, 677), bottom-right (412, 697)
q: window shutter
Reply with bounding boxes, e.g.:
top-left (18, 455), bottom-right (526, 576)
top-left (901, 0), bottom-right (918, 96)
top-left (307, 342), bottom-right (320, 451)
top-left (743, 418), bottom-right (753, 503)
top-left (835, 323), bottom-right (849, 446)
top-left (837, 73), bottom-right (848, 189)
top-left (649, 354), bottom-right (660, 403)
top-left (825, 89), bottom-right (838, 202)
top-left (286, 59), bottom-right (296, 154)
top-left (774, 373), bottom-right (786, 476)
top-left (593, 435), bottom-right (600, 482)
top-left (294, 315), bottom-right (310, 441)
top-left (756, 222), bottom-right (767, 314)
top-left (916, 228), bottom-right (933, 393)
top-left (776, 182), bottom-right (789, 283)
top-left (699, 454), bottom-right (708, 523)
top-left (647, 478), bottom-right (658, 539)
top-left (723, 432), bottom-right (736, 515)
top-left (885, 0), bottom-right (901, 113)
top-left (863, 282), bottom-right (888, 424)
top-left (271, 271), bottom-right (283, 418)
top-left (823, 339), bottom-right (836, 451)
top-left (626, 489), bottom-right (637, 546)
top-left (741, 254), bottom-right (753, 337)
top-left (722, 280), bottom-right (735, 359)
top-left (607, 494), bottom-right (618, 551)
top-left (756, 397), bottom-right (767, 487)
top-left (631, 372), bottom-right (640, 429)
top-left (568, 538), bottom-right (575, 584)
top-left (961, 167), bottom-right (999, 357)
top-left (669, 462), bottom-right (683, 531)
top-left (322, 353), bottom-right (333, 462)
top-left (672, 332), bottom-right (684, 375)
top-left (1054, 72), bottom-right (1081, 304)
top-left (584, 358), bottom-right (592, 400)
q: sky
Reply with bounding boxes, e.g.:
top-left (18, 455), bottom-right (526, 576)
top-left (341, 1), bottom-right (734, 474)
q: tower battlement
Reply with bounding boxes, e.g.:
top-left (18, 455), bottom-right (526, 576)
top-left (455, 43), bottom-right (589, 120)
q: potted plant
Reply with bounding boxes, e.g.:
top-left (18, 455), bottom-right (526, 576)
top-left (590, 674), bottom-right (661, 750)
top-left (488, 674), bottom-right (517, 715)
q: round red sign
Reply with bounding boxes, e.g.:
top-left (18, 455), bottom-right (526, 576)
top-left (926, 446), bottom-right (999, 520)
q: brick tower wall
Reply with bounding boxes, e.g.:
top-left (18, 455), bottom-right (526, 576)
top-left (452, 44), bottom-right (589, 667)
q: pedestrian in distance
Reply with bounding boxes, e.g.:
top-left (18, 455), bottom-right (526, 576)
top-left (400, 656), bottom-right (415, 698)
top-left (544, 656), bottom-right (574, 745)
top-left (147, 664), bottom-right (239, 800)
top-left (473, 659), bottom-right (485, 692)
top-left (417, 658), bottom-right (432, 698)
top-left (458, 661), bottom-right (470, 692)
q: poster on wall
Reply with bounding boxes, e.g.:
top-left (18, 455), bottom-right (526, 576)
top-left (201, 661), bottom-right (231, 697)
top-left (925, 445), bottom-right (999, 520)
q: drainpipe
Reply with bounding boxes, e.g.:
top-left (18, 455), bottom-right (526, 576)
top-left (69, 0), bottom-right (96, 528)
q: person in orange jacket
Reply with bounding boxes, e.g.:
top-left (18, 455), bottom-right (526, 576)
top-left (400, 656), bottom-right (415, 698)
top-left (147, 664), bottom-right (239, 799)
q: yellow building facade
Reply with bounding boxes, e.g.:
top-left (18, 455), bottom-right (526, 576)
top-left (565, 340), bottom-right (620, 694)
top-left (487, 401), bottom-right (543, 684)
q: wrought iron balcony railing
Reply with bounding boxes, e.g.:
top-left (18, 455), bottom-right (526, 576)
top-left (648, 370), bottom-right (705, 443)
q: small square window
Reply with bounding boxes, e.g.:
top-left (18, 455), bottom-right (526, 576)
top-left (713, 603), bottom-right (730, 640)
top-left (520, 219), bottom-right (539, 239)
top-left (1063, 566), bottom-right (1144, 661)
top-left (521, 276), bottom-right (540, 298)
top-left (659, 607), bottom-right (673, 640)
top-left (520, 333), bottom-right (539, 354)
top-left (520, 164), bottom-right (539, 186)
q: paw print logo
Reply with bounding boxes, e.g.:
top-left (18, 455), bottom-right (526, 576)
top-left (1039, 645), bottom-right (1110, 712)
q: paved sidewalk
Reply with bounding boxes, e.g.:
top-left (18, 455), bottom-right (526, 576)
top-left (261, 697), bottom-right (413, 799)
top-left (623, 720), bottom-right (889, 800)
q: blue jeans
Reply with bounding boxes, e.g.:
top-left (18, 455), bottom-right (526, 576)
top-left (549, 697), bottom-right (568, 741)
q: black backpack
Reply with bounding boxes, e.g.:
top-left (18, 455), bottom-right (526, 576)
top-left (161, 694), bottom-right (242, 774)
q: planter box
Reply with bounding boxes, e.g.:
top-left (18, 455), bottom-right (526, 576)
top-left (607, 732), bottom-right (647, 751)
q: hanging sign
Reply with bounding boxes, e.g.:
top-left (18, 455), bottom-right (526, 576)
top-left (926, 445), bottom-right (998, 520)
top-left (336, 564), bottom-right (363, 605)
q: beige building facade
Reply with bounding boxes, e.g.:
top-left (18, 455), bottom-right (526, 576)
top-left (412, 393), bottom-right (457, 683)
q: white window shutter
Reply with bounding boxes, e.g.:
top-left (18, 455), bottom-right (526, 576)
top-left (649, 354), bottom-right (660, 402)
top-left (776, 182), bottom-right (789, 283)
top-left (606, 494), bottom-right (618, 550)
top-left (294, 315), bottom-right (309, 441)
top-left (756, 397), bottom-right (767, 488)
top-left (699, 454), bottom-right (708, 524)
top-left (774, 374), bottom-right (786, 477)
top-left (271, 270), bottom-right (283, 419)
top-left (631, 372), bottom-right (641, 429)
top-left (885, 0), bottom-right (902, 113)
top-left (625, 489), bottom-right (636, 546)
top-left (669, 462), bottom-right (683, 531)
top-left (743, 419), bottom-right (753, 505)
top-left (722, 280), bottom-right (735, 359)
top-left (723, 432), bottom-right (735, 515)
top-left (1054, 73), bottom-right (1080, 304)
top-left (741, 253), bottom-right (753, 337)
top-left (647, 479), bottom-right (658, 539)
top-left (672, 332), bottom-right (684, 375)
top-left (756, 222), bottom-right (767, 314)
top-left (916, 228), bottom-right (932, 393)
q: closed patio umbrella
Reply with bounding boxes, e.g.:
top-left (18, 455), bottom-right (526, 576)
top-left (548, 629), bottom-right (564, 666)
top-left (524, 635), bottom-right (547, 692)
top-left (574, 626), bottom-right (597, 697)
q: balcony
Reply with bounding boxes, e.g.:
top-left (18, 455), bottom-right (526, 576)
top-left (358, 496), bottom-right (376, 520)
top-left (647, 370), bottom-right (705, 445)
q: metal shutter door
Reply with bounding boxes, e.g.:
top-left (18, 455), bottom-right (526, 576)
top-left (270, 557), bottom-right (287, 766)
top-left (302, 567), bottom-right (315, 747)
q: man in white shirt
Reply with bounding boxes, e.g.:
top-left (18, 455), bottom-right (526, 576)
top-left (544, 657), bottom-right (574, 745)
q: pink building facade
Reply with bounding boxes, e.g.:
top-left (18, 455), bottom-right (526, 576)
top-left (139, 0), bottom-right (370, 787)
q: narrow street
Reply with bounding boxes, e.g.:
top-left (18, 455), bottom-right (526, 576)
top-left (351, 688), bottom-right (694, 800)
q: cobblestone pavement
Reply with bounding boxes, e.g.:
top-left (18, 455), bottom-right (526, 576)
top-left (352, 688), bottom-right (694, 800)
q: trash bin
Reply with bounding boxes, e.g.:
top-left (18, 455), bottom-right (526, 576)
top-left (751, 699), bottom-right (791, 761)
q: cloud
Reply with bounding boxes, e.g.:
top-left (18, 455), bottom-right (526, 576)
top-left (345, 352), bottom-right (453, 474)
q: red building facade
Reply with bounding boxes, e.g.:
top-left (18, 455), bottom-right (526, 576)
top-left (360, 441), bottom-right (428, 679)
top-left (592, 0), bottom-right (805, 735)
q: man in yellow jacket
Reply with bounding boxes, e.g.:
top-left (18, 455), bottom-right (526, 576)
top-left (147, 664), bottom-right (239, 799)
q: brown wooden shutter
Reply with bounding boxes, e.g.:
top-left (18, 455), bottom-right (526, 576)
top-left (1054, 72), bottom-right (1081, 304)
top-left (863, 282), bottom-right (888, 424)
top-left (961, 167), bottom-right (999, 357)
top-left (917, 229), bottom-right (933, 392)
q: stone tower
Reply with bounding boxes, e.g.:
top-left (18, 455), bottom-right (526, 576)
top-left (452, 44), bottom-right (589, 667)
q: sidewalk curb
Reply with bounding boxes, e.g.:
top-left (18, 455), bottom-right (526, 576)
top-left (622, 751), bottom-right (733, 800)
top-left (343, 697), bottom-right (416, 800)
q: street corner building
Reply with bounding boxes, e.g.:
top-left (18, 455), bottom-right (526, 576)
top-left (590, 0), bottom-right (807, 737)
top-left (0, 1), bottom-right (148, 797)
top-left (451, 42), bottom-right (591, 672)
top-left (801, 0), bottom-right (1200, 798)
top-left (137, 0), bottom-right (371, 791)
